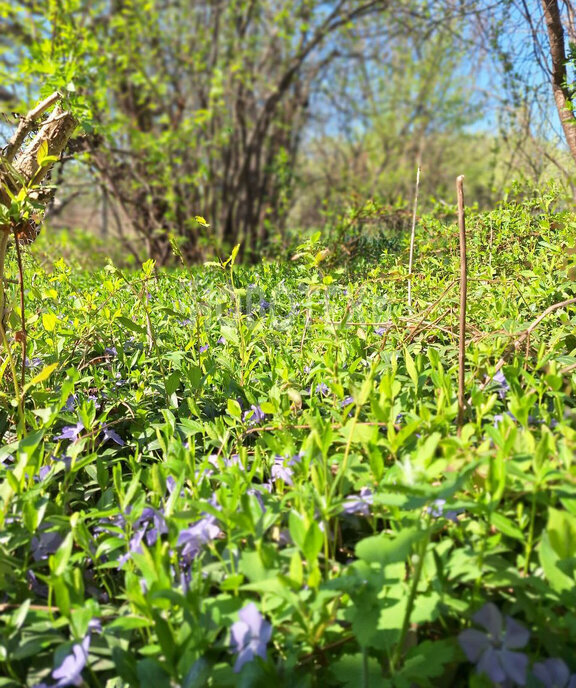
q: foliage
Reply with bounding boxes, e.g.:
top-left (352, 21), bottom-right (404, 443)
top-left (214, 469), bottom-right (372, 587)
top-left (0, 190), bottom-right (575, 686)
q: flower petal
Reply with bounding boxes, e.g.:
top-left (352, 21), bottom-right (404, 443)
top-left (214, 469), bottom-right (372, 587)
top-left (504, 616), bottom-right (530, 649)
top-left (500, 649), bottom-right (529, 686)
top-left (476, 646), bottom-right (506, 684)
top-left (473, 602), bottom-right (503, 638)
top-left (458, 628), bottom-right (490, 662)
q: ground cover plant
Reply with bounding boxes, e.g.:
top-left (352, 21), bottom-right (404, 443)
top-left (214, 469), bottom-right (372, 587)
top-left (1, 188), bottom-right (576, 687)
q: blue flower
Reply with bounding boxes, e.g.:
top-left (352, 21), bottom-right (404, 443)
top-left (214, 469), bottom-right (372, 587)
top-left (52, 634), bottom-right (90, 687)
top-left (459, 603), bottom-right (530, 686)
top-left (230, 603), bottom-right (272, 672)
top-left (54, 422), bottom-right (84, 442)
top-left (342, 488), bottom-right (373, 516)
top-left (31, 530), bottom-right (63, 562)
top-left (63, 394), bottom-right (76, 412)
top-left (341, 396), bottom-right (354, 408)
top-left (199, 344), bottom-right (209, 353)
top-left (315, 382), bottom-right (329, 396)
top-left (492, 369), bottom-right (510, 400)
top-left (426, 498), bottom-right (461, 523)
top-left (243, 404), bottom-right (266, 425)
top-left (177, 515), bottom-right (220, 563)
top-left (270, 453), bottom-right (302, 486)
top-left (104, 346), bottom-right (118, 357)
top-left (101, 425), bottom-right (125, 446)
top-left (533, 658), bottom-right (576, 688)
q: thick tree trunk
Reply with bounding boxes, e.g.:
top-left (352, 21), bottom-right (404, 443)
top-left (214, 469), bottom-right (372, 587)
top-left (541, 0), bottom-right (576, 165)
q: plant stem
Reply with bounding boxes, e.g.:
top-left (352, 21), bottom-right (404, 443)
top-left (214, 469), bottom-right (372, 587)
top-left (407, 165), bottom-right (421, 308)
top-left (13, 231), bottom-right (26, 391)
top-left (390, 533), bottom-right (428, 673)
top-left (456, 175), bottom-right (467, 433)
top-left (0, 230), bottom-right (24, 431)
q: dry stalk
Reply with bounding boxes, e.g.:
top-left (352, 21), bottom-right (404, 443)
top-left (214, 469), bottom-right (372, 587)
top-left (407, 165), bottom-right (421, 308)
top-left (456, 175), bottom-right (467, 432)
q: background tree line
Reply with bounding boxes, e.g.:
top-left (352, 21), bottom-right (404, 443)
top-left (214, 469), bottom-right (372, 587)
top-left (0, 0), bottom-right (575, 264)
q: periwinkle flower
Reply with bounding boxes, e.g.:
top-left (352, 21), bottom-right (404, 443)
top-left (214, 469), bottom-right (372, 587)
top-left (25, 357), bottom-right (43, 368)
top-left (271, 453), bottom-right (302, 486)
top-left (260, 299), bottom-right (270, 312)
top-left (52, 633), bottom-right (90, 686)
top-left (342, 487), bottom-right (373, 516)
top-left (199, 344), bottom-right (209, 353)
top-left (341, 396), bottom-right (354, 408)
top-left (427, 498), bottom-right (461, 523)
top-left (177, 515), bottom-right (220, 563)
top-left (64, 394), bottom-right (77, 412)
top-left (54, 422), bottom-right (84, 442)
top-left (459, 603), bottom-right (530, 686)
top-left (533, 658), bottom-right (576, 688)
top-left (315, 382), bottom-right (329, 396)
top-left (230, 603), bottom-right (272, 672)
top-left (374, 326), bottom-right (387, 336)
top-left (217, 336), bottom-right (226, 344)
top-left (492, 369), bottom-right (510, 400)
top-left (31, 530), bottom-right (64, 561)
top-left (104, 346), bottom-right (118, 357)
top-left (101, 425), bottom-right (125, 446)
top-left (243, 404), bottom-right (266, 425)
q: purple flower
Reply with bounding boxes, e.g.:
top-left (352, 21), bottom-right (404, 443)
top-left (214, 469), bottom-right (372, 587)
top-left (230, 603), bottom-right (272, 672)
top-left (177, 516), bottom-right (220, 563)
top-left (37, 465), bottom-right (51, 481)
top-left (25, 357), bottom-right (42, 368)
top-left (260, 299), bottom-right (270, 311)
top-left (270, 453), bottom-right (302, 486)
top-left (303, 365), bottom-right (311, 375)
top-left (374, 326), bottom-right (387, 336)
top-left (104, 346), bottom-right (118, 357)
top-left (342, 488), bottom-right (373, 516)
top-left (341, 396), bottom-right (354, 408)
top-left (533, 658), bottom-right (576, 688)
top-left (53, 634), bottom-right (90, 686)
top-left (494, 411), bottom-right (517, 428)
top-left (243, 405), bottom-right (266, 425)
top-left (217, 336), bottom-right (226, 344)
top-left (117, 507), bottom-right (167, 568)
top-left (315, 382), bottom-right (329, 396)
top-left (459, 603), bottom-right (530, 685)
top-left (31, 530), bottom-right (64, 561)
top-left (427, 499), bottom-right (461, 523)
top-left (101, 425), bottom-right (125, 446)
top-left (199, 344), bottom-right (209, 353)
top-left (64, 395), bottom-right (77, 412)
top-left (492, 369), bottom-right (510, 400)
top-left (54, 422), bottom-right (84, 442)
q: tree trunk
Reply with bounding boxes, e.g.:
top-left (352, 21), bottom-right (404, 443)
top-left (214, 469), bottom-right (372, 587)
top-left (541, 0), bottom-right (576, 165)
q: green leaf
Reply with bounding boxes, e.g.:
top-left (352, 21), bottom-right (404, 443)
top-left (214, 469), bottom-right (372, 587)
top-left (42, 312), bottom-right (58, 332)
top-left (547, 507), bottom-right (576, 559)
top-left (491, 512), bottom-right (524, 541)
top-left (36, 140), bottom-right (49, 166)
top-left (26, 362), bottom-right (58, 388)
top-left (51, 532), bottom-right (74, 577)
top-left (356, 528), bottom-right (425, 566)
top-left (227, 398), bottom-right (242, 418)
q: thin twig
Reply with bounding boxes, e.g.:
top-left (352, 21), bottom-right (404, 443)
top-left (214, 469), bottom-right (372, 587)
top-left (407, 165), bottom-right (421, 308)
top-left (13, 232), bottom-right (26, 392)
top-left (456, 175), bottom-right (467, 432)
